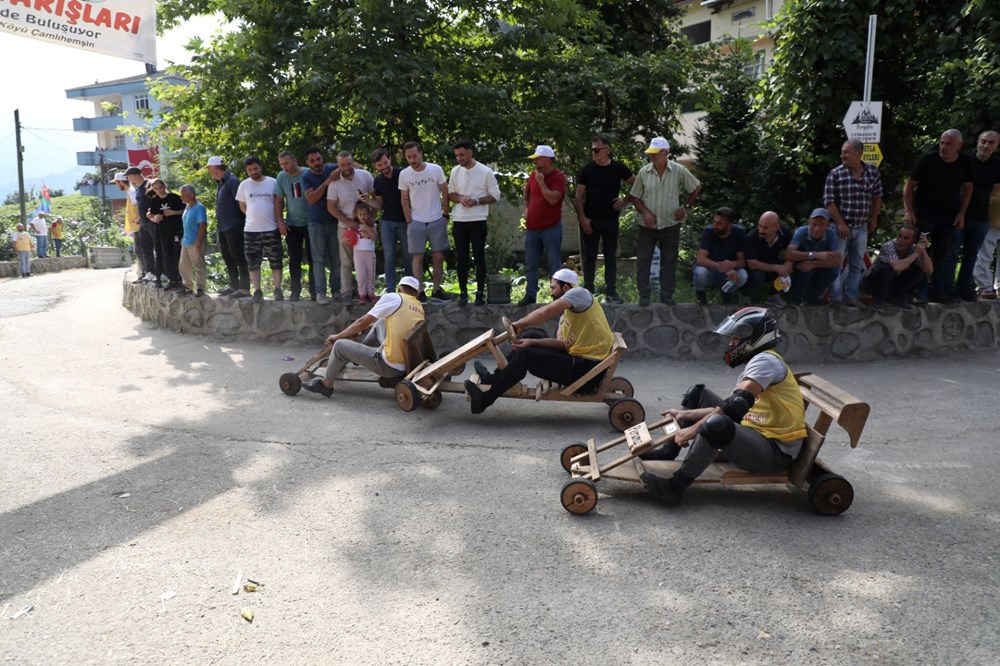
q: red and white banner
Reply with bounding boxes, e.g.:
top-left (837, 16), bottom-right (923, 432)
top-left (0, 0), bottom-right (156, 63)
top-left (128, 146), bottom-right (159, 178)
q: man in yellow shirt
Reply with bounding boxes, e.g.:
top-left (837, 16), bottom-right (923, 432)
top-left (50, 217), bottom-right (65, 257)
top-left (115, 172), bottom-right (145, 282)
top-left (11, 224), bottom-right (33, 277)
top-left (641, 307), bottom-right (806, 507)
top-left (465, 268), bottom-right (614, 414)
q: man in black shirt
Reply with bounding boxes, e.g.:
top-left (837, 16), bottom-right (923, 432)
top-left (369, 148), bottom-right (412, 294)
top-left (903, 129), bottom-right (974, 303)
top-left (574, 134), bottom-right (635, 302)
top-left (742, 211), bottom-right (793, 307)
top-left (126, 167), bottom-right (157, 283)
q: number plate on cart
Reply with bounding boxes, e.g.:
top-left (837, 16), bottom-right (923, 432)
top-left (663, 419), bottom-right (679, 437)
top-left (625, 422), bottom-right (652, 453)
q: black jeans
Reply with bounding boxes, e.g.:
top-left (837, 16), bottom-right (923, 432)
top-left (483, 346), bottom-right (602, 407)
top-left (158, 226), bottom-right (182, 283)
top-left (285, 224), bottom-right (314, 297)
top-left (917, 215), bottom-right (955, 293)
top-left (218, 226), bottom-right (250, 291)
top-left (452, 220), bottom-right (488, 296)
top-left (139, 222), bottom-right (156, 277)
top-left (862, 261), bottom-right (928, 304)
top-left (582, 218), bottom-right (619, 294)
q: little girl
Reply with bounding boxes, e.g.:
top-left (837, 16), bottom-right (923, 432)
top-left (353, 201), bottom-right (378, 303)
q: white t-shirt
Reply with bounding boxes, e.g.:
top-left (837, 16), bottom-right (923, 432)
top-left (326, 168), bottom-right (375, 228)
top-left (448, 161), bottom-right (501, 222)
top-left (399, 162), bottom-right (446, 223)
top-left (29, 216), bottom-right (47, 235)
top-left (235, 176), bottom-right (278, 232)
top-left (355, 224), bottom-right (377, 252)
top-left (739, 351), bottom-right (787, 388)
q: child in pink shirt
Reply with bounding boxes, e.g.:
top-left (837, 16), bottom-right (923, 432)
top-left (353, 201), bottom-right (378, 303)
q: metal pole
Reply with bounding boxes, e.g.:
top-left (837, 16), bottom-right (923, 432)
top-left (99, 153), bottom-right (107, 208)
top-left (863, 15), bottom-right (877, 102)
top-left (14, 109), bottom-right (27, 226)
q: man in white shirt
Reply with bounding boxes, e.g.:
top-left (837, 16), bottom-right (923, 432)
top-left (236, 155), bottom-right (286, 303)
top-left (448, 140), bottom-right (501, 305)
top-left (399, 140), bottom-right (451, 303)
top-left (28, 212), bottom-right (48, 258)
top-left (326, 150), bottom-right (375, 302)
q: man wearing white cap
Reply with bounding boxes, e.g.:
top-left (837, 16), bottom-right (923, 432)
top-left (628, 136), bottom-right (702, 305)
top-left (520, 144), bottom-right (567, 305)
top-left (302, 276), bottom-right (426, 397)
top-left (464, 268), bottom-right (614, 414)
top-left (115, 172), bottom-right (145, 281)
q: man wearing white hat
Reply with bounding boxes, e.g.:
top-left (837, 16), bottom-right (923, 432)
top-left (115, 171), bottom-right (145, 281)
top-left (464, 268), bottom-right (614, 415)
top-left (520, 144), bottom-right (567, 305)
top-left (628, 137), bottom-right (702, 305)
top-left (302, 275), bottom-right (426, 397)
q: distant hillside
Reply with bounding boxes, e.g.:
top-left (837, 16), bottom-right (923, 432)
top-left (1, 193), bottom-right (98, 226)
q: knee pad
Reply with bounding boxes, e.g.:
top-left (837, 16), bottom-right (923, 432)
top-left (699, 413), bottom-right (735, 449)
top-left (681, 384), bottom-right (706, 410)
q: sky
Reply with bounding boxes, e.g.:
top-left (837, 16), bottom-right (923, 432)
top-left (0, 15), bottom-right (224, 197)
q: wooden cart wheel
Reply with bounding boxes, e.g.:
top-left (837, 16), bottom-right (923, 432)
top-left (501, 315), bottom-right (517, 343)
top-left (420, 390), bottom-right (443, 410)
top-left (560, 442), bottom-right (588, 473)
top-left (394, 380), bottom-right (420, 412)
top-left (608, 398), bottom-right (645, 432)
top-left (808, 473), bottom-right (854, 516)
top-left (603, 376), bottom-right (635, 406)
top-left (279, 372), bottom-right (302, 396)
top-left (561, 478), bottom-right (598, 515)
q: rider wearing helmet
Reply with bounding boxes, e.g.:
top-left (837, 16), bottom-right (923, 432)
top-left (640, 306), bottom-right (807, 507)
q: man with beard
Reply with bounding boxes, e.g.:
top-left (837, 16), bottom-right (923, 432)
top-left (692, 206), bottom-right (747, 305)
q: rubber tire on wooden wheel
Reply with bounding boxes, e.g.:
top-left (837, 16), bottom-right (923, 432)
top-left (603, 376), bottom-right (635, 406)
top-left (394, 380), bottom-right (420, 412)
top-left (279, 373), bottom-right (302, 396)
top-left (560, 442), bottom-right (588, 473)
top-left (808, 473), bottom-right (854, 516)
top-left (608, 398), bottom-right (645, 432)
top-left (561, 478), bottom-right (598, 515)
top-left (420, 391), bottom-right (443, 410)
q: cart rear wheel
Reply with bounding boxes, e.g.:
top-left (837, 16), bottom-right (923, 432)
top-left (279, 373), bottom-right (302, 396)
top-left (609, 398), bottom-right (645, 432)
top-left (560, 442), bottom-right (588, 473)
top-left (420, 390), bottom-right (443, 410)
top-left (561, 478), bottom-right (598, 515)
top-left (603, 376), bottom-right (635, 406)
top-left (808, 473), bottom-right (854, 516)
top-left (395, 380), bottom-right (420, 412)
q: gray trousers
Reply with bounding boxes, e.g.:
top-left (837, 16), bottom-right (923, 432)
top-left (636, 224), bottom-right (680, 299)
top-left (325, 320), bottom-right (405, 383)
top-left (678, 388), bottom-right (795, 481)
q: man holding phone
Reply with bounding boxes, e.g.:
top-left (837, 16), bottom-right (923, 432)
top-left (861, 224), bottom-right (933, 309)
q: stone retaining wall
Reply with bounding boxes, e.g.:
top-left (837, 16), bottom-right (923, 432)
top-left (0, 256), bottom-right (87, 278)
top-left (122, 277), bottom-right (1000, 363)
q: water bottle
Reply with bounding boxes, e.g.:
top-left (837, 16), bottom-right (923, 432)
top-left (721, 280), bottom-right (735, 293)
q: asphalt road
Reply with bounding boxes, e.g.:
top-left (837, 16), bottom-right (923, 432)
top-left (1, 268), bottom-right (998, 665)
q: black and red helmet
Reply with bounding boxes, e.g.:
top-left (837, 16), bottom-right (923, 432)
top-left (714, 307), bottom-right (780, 368)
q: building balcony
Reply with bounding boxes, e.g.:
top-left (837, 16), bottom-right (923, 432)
top-left (78, 183), bottom-right (127, 199)
top-left (73, 116), bottom-right (124, 132)
top-left (76, 150), bottom-right (127, 167)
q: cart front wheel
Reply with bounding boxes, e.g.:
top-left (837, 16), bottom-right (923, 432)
top-left (609, 398), bottom-right (645, 432)
top-left (395, 380), bottom-right (420, 412)
top-left (561, 478), bottom-right (598, 515)
top-left (279, 373), bottom-right (302, 396)
top-left (603, 376), bottom-right (635, 406)
top-left (808, 473), bottom-right (854, 516)
top-left (560, 442), bottom-right (588, 473)
top-left (421, 390), bottom-right (443, 410)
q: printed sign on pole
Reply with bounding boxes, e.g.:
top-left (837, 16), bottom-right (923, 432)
top-left (843, 101), bottom-right (882, 144)
top-left (0, 0), bottom-right (157, 63)
top-left (862, 143), bottom-right (883, 167)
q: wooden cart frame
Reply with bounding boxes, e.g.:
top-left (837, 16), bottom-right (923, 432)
top-left (559, 373), bottom-right (870, 515)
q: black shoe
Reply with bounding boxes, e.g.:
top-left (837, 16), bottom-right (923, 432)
top-left (418, 291), bottom-right (428, 303)
top-left (465, 379), bottom-right (488, 414)
top-left (473, 360), bottom-right (493, 382)
top-left (290, 292), bottom-right (300, 302)
top-left (430, 288), bottom-right (452, 303)
top-left (196, 289), bottom-right (205, 297)
top-left (458, 292), bottom-right (469, 305)
top-left (639, 443), bottom-right (682, 461)
top-left (164, 282), bottom-right (182, 291)
top-left (474, 293), bottom-right (486, 306)
top-left (517, 296), bottom-right (536, 306)
top-left (219, 287), bottom-right (235, 296)
top-left (274, 288), bottom-right (284, 302)
top-left (302, 379), bottom-right (334, 398)
top-left (154, 280), bottom-right (163, 289)
top-left (605, 292), bottom-right (624, 304)
top-left (131, 278), bottom-right (144, 284)
top-left (252, 290), bottom-right (263, 304)
top-left (640, 472), bottom-right (686, 507)
top-left (180, 287), bottom-right (193, 296)
top-left (638, 295), bottom-right (650, 306)
top-left (695, 291), bottom-right (707, 305)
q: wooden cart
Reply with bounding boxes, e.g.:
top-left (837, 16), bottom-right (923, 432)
top-left (392, 317), bottom-right (646, 432)
top-left (559, 373), bottom-right (870, 515)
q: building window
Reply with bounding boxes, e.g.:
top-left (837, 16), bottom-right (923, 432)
top-left (134, 94), bottom-right (150, 111)
top-left (113, 134), bottom-right (126, 151)
top-left (743, 51), bottom-right (766, 80)
top-left (681, 21), bottom-right (711, 45)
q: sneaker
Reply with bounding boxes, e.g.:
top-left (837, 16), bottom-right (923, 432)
top-left (606, 293), bottom-right (624, 304)
top-left (661, 296), bottom-right (676, 305)
top-left (418, 291), bottom-right (428, 303)
top-left (252, 290), bottom-right (264, 304)
top-left (218, 287), bottom-right (235, 296)
top-left (302, 378), bottom-right (334, 398)
top-left (274, 288), bottom-right (284, 302)
top-left (638, 295), bottom-right (651, 307)
top-left (430, 288), bottom-right (452, 303)
top-left (316, 293), bottom-right (330, 305)
top-left (131, 277), bottom-right (144, 284)
top-left (232, 289), bottom-right (252, 299)
top-left (765, 294), bottom-right (787, 309)
top-left (639, 472), bottom-right (686, 507)
top-left (842, 297), bottom-right (859, 308)
top-left (516, 295), bottom-right (536, 306)
top-left (473, 360), bottom-right (493, 382)
top-left (695, 291), bottom-right (707, 306)
top-left (977, 290), bottom-right (997, 300)
top-left (464, 379), bottom-right (488, 414)
top-left (179, 287), bottom-right (193, 296)
top-left (164, 282), bottom-right (182, 291)
top-left (196, 289), bottom-right (205, 297)
top-left (144, 272), bottom-right (157, 282)
top-left (154, 279), bottom-right (163, 289)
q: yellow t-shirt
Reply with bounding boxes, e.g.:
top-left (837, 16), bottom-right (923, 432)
top-left (382, 293), bottom-right (426, 369)
top-left (741, 351), bottom-right (807, 443)
top-left (558, 288), bottom-right (614, 360)
top-left (14, 232), bottom-right (32, 252)
top-left (50, 222), bottom-right (64, 239)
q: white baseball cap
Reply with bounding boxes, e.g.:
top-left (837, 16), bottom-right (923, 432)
top-left (205, 156), bottom-right (225, 167)
top-left (113, 172), bottom-right (127, 182)
top-left (398, 276), bottom-right (421, 292)
top-left (552, 268), bottom-right (579, 285)
top-left (528, 145), bottom-right (555, 159)
top-left (644, 137), bottom-right (671, 154)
